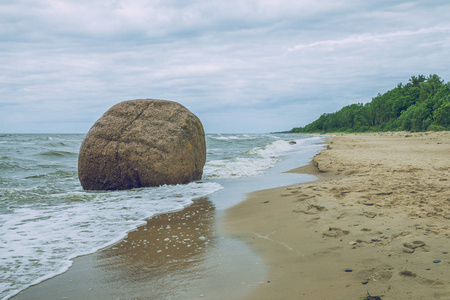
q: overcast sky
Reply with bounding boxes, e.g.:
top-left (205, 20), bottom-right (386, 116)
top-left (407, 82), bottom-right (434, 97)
top-left (1, 0), bottom-right (449, 133)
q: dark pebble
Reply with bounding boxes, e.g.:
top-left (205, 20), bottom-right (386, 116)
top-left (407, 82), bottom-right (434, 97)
top-left (426, 228), bottom-right (431, 231)
top-left (426, 268), bottom-right (431, 271)
top-left (362, 281), bottom-right (369, 285)
top-left (263, 201), bottom-right (269, 204)
top-left (443, 252), bottom-right (448, 254)
top-left (345, 269), bottom-right (353, 272)
top-left (433, 260), bottom-right (441, 264)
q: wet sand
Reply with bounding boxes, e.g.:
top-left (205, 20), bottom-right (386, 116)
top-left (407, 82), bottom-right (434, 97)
top-left (13, 197), bottom-right (265, 300)
top-left (225, 131), bottom-right (450, 299)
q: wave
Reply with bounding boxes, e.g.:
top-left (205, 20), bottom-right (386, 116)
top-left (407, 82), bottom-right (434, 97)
top-left (204, 135), bottom-right (324, 179)
top-left (209, 134), bottom-right (260, 141)
top-left (203, 157), bottom-right (276, 178)
top-left (1, 181), bottom-right (223, 299)
top-left (0, 161), bottom-right (28, 171)
top-left (24, 170), bottom-right (77, 180)
top-left (38, 150), bottom-right (78, 157)
top-left (251, 136), bottom-right (323, 158)
top-left (212, 135), bottom-right (240, 140)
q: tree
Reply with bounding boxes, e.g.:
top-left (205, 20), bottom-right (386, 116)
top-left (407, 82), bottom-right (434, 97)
top-left (434, 102), bottom-right (450, 127)
top-left (291, 74), bottom-right (449, 133)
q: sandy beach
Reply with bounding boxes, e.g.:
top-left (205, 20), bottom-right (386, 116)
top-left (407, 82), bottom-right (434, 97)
top-left (12, 131), bottom-right (449, 300)
top-left (225, 131), bottom-right (450, 299)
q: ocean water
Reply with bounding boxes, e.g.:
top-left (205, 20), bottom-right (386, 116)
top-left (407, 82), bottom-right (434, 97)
top-left (0, 133), bottom-right (325, 299)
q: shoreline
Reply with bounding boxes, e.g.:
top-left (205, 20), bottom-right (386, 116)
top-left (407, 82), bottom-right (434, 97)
top-left (12, 131), bottom-right (450, 299)
top-left (11, 197), bottom-right (266, 300)
top-left (224, 131), bottom-right (450, 299)
top-left (10, 134), bottom-right (323, 300)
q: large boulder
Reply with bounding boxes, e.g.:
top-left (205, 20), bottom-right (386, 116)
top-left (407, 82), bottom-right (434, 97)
top-left (78, 99), bottom-right (206, 190)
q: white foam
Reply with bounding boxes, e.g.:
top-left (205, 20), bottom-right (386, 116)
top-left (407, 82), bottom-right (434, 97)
top-left (213, 135), bottom-right (240, 140)
top-left (252, 137), bottom-right (322, 158)
top-left (204, 135), bottom-right (323, 179)
top-left (210, 134), bottom-right (259, 141)
top-left (203, 157), bottom-right (277, 178)
top-left (0, 182), bottom-right (223, 299)
top-left (1, 133), bottom-right (327, 299)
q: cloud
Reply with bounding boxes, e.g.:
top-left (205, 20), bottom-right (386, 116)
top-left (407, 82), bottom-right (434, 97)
top-left (1, 0), bottom-right (450, 133)
top-left (288, 26), bottom-right (450, 52)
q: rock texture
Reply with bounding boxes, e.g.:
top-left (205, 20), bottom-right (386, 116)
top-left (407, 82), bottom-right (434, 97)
top-left (78, 99), bottom-right (206, 190)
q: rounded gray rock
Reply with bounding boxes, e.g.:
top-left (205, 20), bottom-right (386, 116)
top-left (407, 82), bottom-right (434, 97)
top-left (78, 99), bottom-right (206, 190)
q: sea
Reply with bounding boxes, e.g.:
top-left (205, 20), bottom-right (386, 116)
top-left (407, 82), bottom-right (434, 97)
top-left (0, 133), bottom-right (326, 299)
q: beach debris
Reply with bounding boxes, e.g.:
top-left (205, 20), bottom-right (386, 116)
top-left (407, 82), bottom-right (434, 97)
top-left (345, 268), bottom-right (353, 272)
top-left (289, 141), bottom-right (297, 145)
top-left (361, 293), bottom-right (383, 300)
top-left (362, 281), bottom-right (369, 285)
top-left (443, 251), bottom-right (448, 254)
top-left (433, 260), bottom-right (441, 264)
top-left (263, 201), bottom-right (270, 204)
top-left (399, 270), bottom-right (417, 277)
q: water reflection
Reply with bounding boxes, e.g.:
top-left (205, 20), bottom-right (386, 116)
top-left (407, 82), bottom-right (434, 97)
top-left (94, 197), bottom-right (216, 298)
top-left (13, 197), bottom-right (264, 300)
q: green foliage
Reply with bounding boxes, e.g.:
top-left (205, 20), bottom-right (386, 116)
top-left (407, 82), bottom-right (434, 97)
top-left (291, 75), bottom-right (450, 133)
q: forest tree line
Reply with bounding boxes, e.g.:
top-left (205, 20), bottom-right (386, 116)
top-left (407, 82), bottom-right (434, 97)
top-left (291, 74), bottom-right (450, 133)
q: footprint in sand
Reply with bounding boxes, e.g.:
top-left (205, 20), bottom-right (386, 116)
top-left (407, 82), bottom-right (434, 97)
top-left (402, 240), bottom-right (426, 253)
top-left (281, 190), bottom-right (300, 197)
top-left (357, 264), bottom-right (393, 282)
top-left (362, 211), bottom-right (377, 218)
top-left (323, 227), bottom-right (349, 238)
top-left (294, 204), bottom-right (327, 215)
top-left (295, 194), bottom-right (315, 201)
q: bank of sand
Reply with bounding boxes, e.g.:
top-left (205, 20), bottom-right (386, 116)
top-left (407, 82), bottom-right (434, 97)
top-left (225, 131), bottom-right (450, 300)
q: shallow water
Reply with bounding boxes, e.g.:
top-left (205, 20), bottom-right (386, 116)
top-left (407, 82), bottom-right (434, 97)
top-left (0, 133), bottom-right (325, 299)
